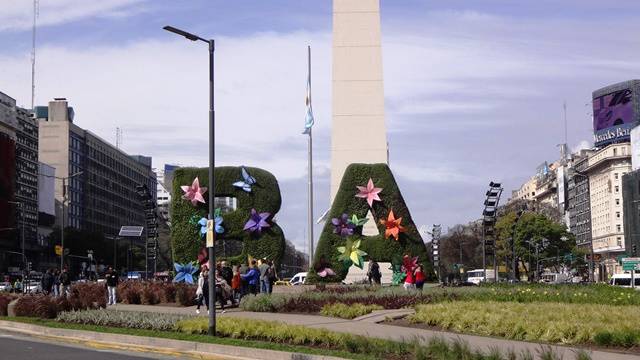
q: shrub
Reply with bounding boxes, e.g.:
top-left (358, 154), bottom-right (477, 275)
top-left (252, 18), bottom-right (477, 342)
top-left (175, 283), bottom-right (196, 306)
top-left (410, 300), bottom-right (640, 347)
top-left (141, 286), bottom-right (160, 305)
top-left (14, 295), bottom-right (58, 319)
top-left (57, 309), bottom-right (189, 331)
top-left (69, 282), bottom-right (107, 309)
top-left (160, 282), bottom-right (176, 303)
top-left (320, 303), bottom-right (383, 319)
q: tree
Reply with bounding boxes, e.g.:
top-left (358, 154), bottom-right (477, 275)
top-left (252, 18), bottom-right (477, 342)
top-left (439, 223), bottom-right (483, 279)
top-left (495, 210), bottom-right (574, 280)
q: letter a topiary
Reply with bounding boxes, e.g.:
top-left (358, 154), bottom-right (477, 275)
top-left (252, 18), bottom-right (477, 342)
top-left (309, 163), bottom-right (429, 283)
top-left (171, 166), bottom-right (285, 266)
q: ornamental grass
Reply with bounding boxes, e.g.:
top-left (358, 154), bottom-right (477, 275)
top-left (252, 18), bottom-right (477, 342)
top-left (410, 300), bottom-right (640, 346)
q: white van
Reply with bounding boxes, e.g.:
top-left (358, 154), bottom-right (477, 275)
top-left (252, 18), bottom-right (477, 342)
top-left (610, 273), bottom-right (640, 288)
top-left (539, 272), bottom-right (571, 284)
top-left (289, 272), bottom-right (307, 286)
top-left (466, 269), bottom-right (496, 285)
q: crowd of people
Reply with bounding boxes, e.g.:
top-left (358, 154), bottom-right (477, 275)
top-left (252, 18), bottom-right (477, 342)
top-left (195, 259), bottom-right (277, 314)
top-left (39, 268), bottom-right (72, 296)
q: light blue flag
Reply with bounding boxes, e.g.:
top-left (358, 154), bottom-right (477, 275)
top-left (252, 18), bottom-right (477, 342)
top-left (302, 74), bottom-right (314, 134)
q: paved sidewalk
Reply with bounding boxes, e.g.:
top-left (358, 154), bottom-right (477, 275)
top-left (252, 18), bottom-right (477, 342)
top-left (110, 304), bottom-right (640, 360)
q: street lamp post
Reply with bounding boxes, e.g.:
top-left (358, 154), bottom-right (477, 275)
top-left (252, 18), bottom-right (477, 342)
top-left (163, 25), bottom-right (216, 336)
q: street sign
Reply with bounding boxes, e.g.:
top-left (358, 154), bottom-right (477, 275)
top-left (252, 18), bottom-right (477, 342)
top-left (206, 219), bottom-right (214, 247)
top-left (622, 258), bottom-right (640, 271)
top-left (55, 245), bottom-right (62, 256)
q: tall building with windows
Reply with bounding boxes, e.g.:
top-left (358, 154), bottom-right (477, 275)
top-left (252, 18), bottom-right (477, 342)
top-left (583, 143), bottom-right (631, 277)
top-left (567, 150), bottom-right (595, 248)
top-left (15, 106), bottom-right (39, 250)
top-left (37, 98), bottom-right (157, 237)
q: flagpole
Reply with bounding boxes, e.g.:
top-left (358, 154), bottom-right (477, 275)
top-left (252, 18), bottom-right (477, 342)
top-left (307, 45), bottom-right (315, 269)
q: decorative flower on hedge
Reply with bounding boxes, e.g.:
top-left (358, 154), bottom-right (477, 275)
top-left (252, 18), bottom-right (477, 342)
top-left (233, 166), bottom-right (257, 193)
top-left (402, 255), bottom-right (419, 273)
top-left (181, 177), bottom-right (207, 206)
top-left (391, 263), bottom-right (407, 285)
top-left (314, 256), bottom-right (335, 278)
top-left (189, 214), bottom-right (201, 225)
top-left (380, 209), bottom-right (405, 241)
top-left (173, 262), bottom-right (198, 284)
top-left (355, 178), bottom-right (382, 207)
top-left (198, 209), bottom-right (224, 237)
top-left (337, 238), bottom-right (367, 269)
top-left (347, 214), bottom-right (368, 227)
top-left (244, 208), bottom-right (271, 234)
top-left (332, 213), bottom-right (355, 237)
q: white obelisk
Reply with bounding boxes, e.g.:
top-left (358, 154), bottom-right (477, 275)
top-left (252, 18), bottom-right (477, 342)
top-left (330, 0), bottom-right (388, 203)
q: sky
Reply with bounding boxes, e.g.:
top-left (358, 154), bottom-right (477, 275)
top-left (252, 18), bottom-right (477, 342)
top-left (1, 0), bottom-right (640, 253)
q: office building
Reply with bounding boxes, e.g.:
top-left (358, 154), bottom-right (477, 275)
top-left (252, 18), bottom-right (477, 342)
top-left (567, 150), bottom-right (595, 248)
top-left (37, 98), bottom-right (157, 238)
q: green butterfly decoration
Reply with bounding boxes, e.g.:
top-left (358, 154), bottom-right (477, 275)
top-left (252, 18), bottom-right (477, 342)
top-left (337, 238), bottom-right (367, 269)
top-left (347, 214), bottom-right (368, 227)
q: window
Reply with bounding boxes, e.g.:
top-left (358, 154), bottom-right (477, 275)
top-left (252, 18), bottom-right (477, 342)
top-left (616, 211), bottom-right (621, 218)
top-left (616, 198), bottom-right (620, 205)
top-left (617, 224), bottom-right (622, 232)
top-left (617, 237), bottom-right (622, 247)
top-left (615, 173), bottom-right (619, 180)
top-left (615, 185), bottom-right (619, 193)
top-left (614, 148), bottom-right (618, 156)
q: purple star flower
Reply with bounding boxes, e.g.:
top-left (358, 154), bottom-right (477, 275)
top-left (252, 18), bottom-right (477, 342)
top-left (332, 213), bottom-right (355, 237)
top-left (244, 208), bottom-right (271, 234)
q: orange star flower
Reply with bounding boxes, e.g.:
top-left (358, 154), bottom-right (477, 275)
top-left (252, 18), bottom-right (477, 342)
top-left (380, 209), bottom-right (405, 241)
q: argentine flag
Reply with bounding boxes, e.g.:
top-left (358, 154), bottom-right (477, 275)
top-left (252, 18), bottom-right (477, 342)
top-left (302, 73), bottom-right (314, 134)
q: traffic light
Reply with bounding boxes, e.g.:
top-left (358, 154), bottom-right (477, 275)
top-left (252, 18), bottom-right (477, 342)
top-left (27, 262), bottom-right (32, 272)
top-left (633, 244), bottom-right (637, 256)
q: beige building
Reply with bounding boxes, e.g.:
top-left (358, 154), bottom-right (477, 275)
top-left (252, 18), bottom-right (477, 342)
top-left (509, 161), bottom-right (562, 207)
top-left (330, 0), bottom-right (388, 201)
top-left (510, 176), bottom-right (538, 202)
top-left (584, 143), bottom-right (631, 275)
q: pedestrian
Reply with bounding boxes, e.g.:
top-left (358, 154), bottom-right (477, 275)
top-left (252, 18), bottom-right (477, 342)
top-left (215, 271), bottom-right (230, 313)
top-left (403, 266), bottom-right (416, 291)
top-left (60, 268), bottom-right (71, 297)
top-left (220, 261), bottom-right (233, 289)
top-left (239, 262), bottom-right (248, 297)
top-left (240, 260), bottom-right (260, 295)
top-left (414, 265), bottom-right (425, 290)
top-left (105, 266), bottom-right (119, 305)
top-left (53, 269), bottom-right (60, 297)
top-left (231, 265), bottom-right (241, 303)
top-left (196, 269), bottom-right (209, 314)
top-left (13, 277), bottom-right (22, 294)
top-left (258, 259), bottom-right (270, 294)
top-left (368, 258), bottom-right (382, 285)
top-left (41, 269), bottom-right (54, 295)
top-left (267, 260), bottom-right (277, 294)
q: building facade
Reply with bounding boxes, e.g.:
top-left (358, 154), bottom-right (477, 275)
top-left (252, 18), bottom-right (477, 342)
top-left (37, 98), bottom-right (157, 238)
top-left (15, 106), bottom-right (39, 252)
top-left (622, 169), bottom-right (640, 259)
top-left (583, 143), bottom-right (631, 276)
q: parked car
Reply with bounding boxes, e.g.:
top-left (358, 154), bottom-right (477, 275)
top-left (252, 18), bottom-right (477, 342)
top-left (24, 280), bottom-right (41, 294)
top-left (539, 272), bottom-right (571, 284)
top-left (610, 273), bottom-right (640, 288)
top-left (289, 272), bottom-right (307, 286)
top-left (0, 282), bottom-right (12, 292)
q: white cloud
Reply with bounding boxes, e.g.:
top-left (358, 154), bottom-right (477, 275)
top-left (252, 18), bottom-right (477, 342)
top-left (0, 0), bottom-right (146, 31)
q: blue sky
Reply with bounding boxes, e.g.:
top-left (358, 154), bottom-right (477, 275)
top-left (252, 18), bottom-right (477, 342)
top-left (1, 0), bottom-right (640, 253)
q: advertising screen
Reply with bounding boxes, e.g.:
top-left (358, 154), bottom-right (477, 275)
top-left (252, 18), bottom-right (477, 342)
top-left (593, 89), bottom-right (633, 131)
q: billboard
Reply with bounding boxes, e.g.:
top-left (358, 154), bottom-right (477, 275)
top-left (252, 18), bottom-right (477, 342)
top-left (593, 80), bottom-right (640, 148)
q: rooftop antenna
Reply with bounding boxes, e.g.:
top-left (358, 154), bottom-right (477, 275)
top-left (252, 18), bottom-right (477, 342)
top-left (116, 127), bottom-right (122, 149)
top-left (30, 0), bottom-right (39, 111)
top-left (563, 100), bottom-right (568, 146)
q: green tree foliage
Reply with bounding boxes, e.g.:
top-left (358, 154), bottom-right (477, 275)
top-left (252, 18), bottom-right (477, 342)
top-left (170, 166), bottom-right (285, 266)
top-left (495, 210), bottom-right (574, 278)
top-left (310, 163), bottom-right (429, 283)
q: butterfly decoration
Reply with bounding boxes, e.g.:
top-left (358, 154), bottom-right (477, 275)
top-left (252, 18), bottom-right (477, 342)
top-left (181, 177), bottom-right (207, 206)
top-left (347, 214), bottom-right (368, 227)
top-left (332, 213), bottom-right (355, 237)
top-left (173, 262), bottom-right (198, 284)
top-left (314, 256), bottom-right (335, 278)
top-left (402, 255), bottom-right (419, 274)
top-left (379, 209), bottom-right (405, 241)
top-left (197, 209), bottom-right (224, 237)
top-left (337, 238), bottom-right (368, 269)
top-left (244, 208), bottom-right (271, 234)
top-left (233, 166), bottom-right (257, 193)
top-left (355, 178), bottom-right (382, 208)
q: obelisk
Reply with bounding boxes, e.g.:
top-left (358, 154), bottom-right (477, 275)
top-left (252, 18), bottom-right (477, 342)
top-left (330, 0), bottom-right (388, 202)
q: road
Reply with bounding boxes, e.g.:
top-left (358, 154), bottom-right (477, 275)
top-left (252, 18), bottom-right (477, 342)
top-left (0, 329), bottom-right (231, 360)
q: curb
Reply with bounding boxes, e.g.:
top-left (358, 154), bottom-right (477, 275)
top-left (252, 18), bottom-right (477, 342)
top-left (0, 320), bottom-right (345, 360)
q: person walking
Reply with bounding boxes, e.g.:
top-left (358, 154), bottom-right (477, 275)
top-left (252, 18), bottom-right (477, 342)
top-left (239, 262), bottom-right (248, 297)
top-left (13, 277), bottom-right (22, 294)
top-left (59, 268), bottom-right (71, 297)
top-left (368, 259), bottom-right (382, 285)
top-left (231, 266), bottom-right (241, 304)
top-left (105, 266), bottom-right (119, 305)
top-left (267, 260), bottom-right (277, 294)
top-left (53, 269), bottom-right (61, 297)
top-left (41, 269), bottom-right (54, 295)
top-left (403, 266), bottom-right (416, 291)
top-left (196, 269), bottom-right (209, 314)
top-left (258, 259), bottom-right (270, 294)
top-left (241, 260), bottom-right (260, 295)
top-left (414, 265), bottom-right (425, 290)
top-left (215, 272), bottom-right (231, 313)
top-left (220, 261), bottom-right (233, 289)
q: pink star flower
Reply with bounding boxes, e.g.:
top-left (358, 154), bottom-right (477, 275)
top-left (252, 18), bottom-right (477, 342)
top-left (355, 178), bottom-right (383, 207)
top-left (181, 177), bottom-right (208, 206)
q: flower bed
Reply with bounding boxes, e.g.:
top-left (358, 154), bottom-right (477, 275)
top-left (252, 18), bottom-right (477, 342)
top-left (409, 300), bottom-right (640, 347)
top-left (320, 303), bottom-right (383, 319)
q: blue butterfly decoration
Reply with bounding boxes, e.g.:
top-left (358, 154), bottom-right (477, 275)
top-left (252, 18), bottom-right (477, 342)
top-left (233, 166), bottom-right (256, 192)
top-left (173, 262), bottom-right (198, 284)
top-left (198, 208), bottom-right (224, 237)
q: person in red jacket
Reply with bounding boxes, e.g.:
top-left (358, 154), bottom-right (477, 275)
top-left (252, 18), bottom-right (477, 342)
top-left (414, 265), bottom-right (426, 290)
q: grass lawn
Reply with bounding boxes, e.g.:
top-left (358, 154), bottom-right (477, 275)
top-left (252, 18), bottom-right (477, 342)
top-left (410, 300), bottom-right (640, 347)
